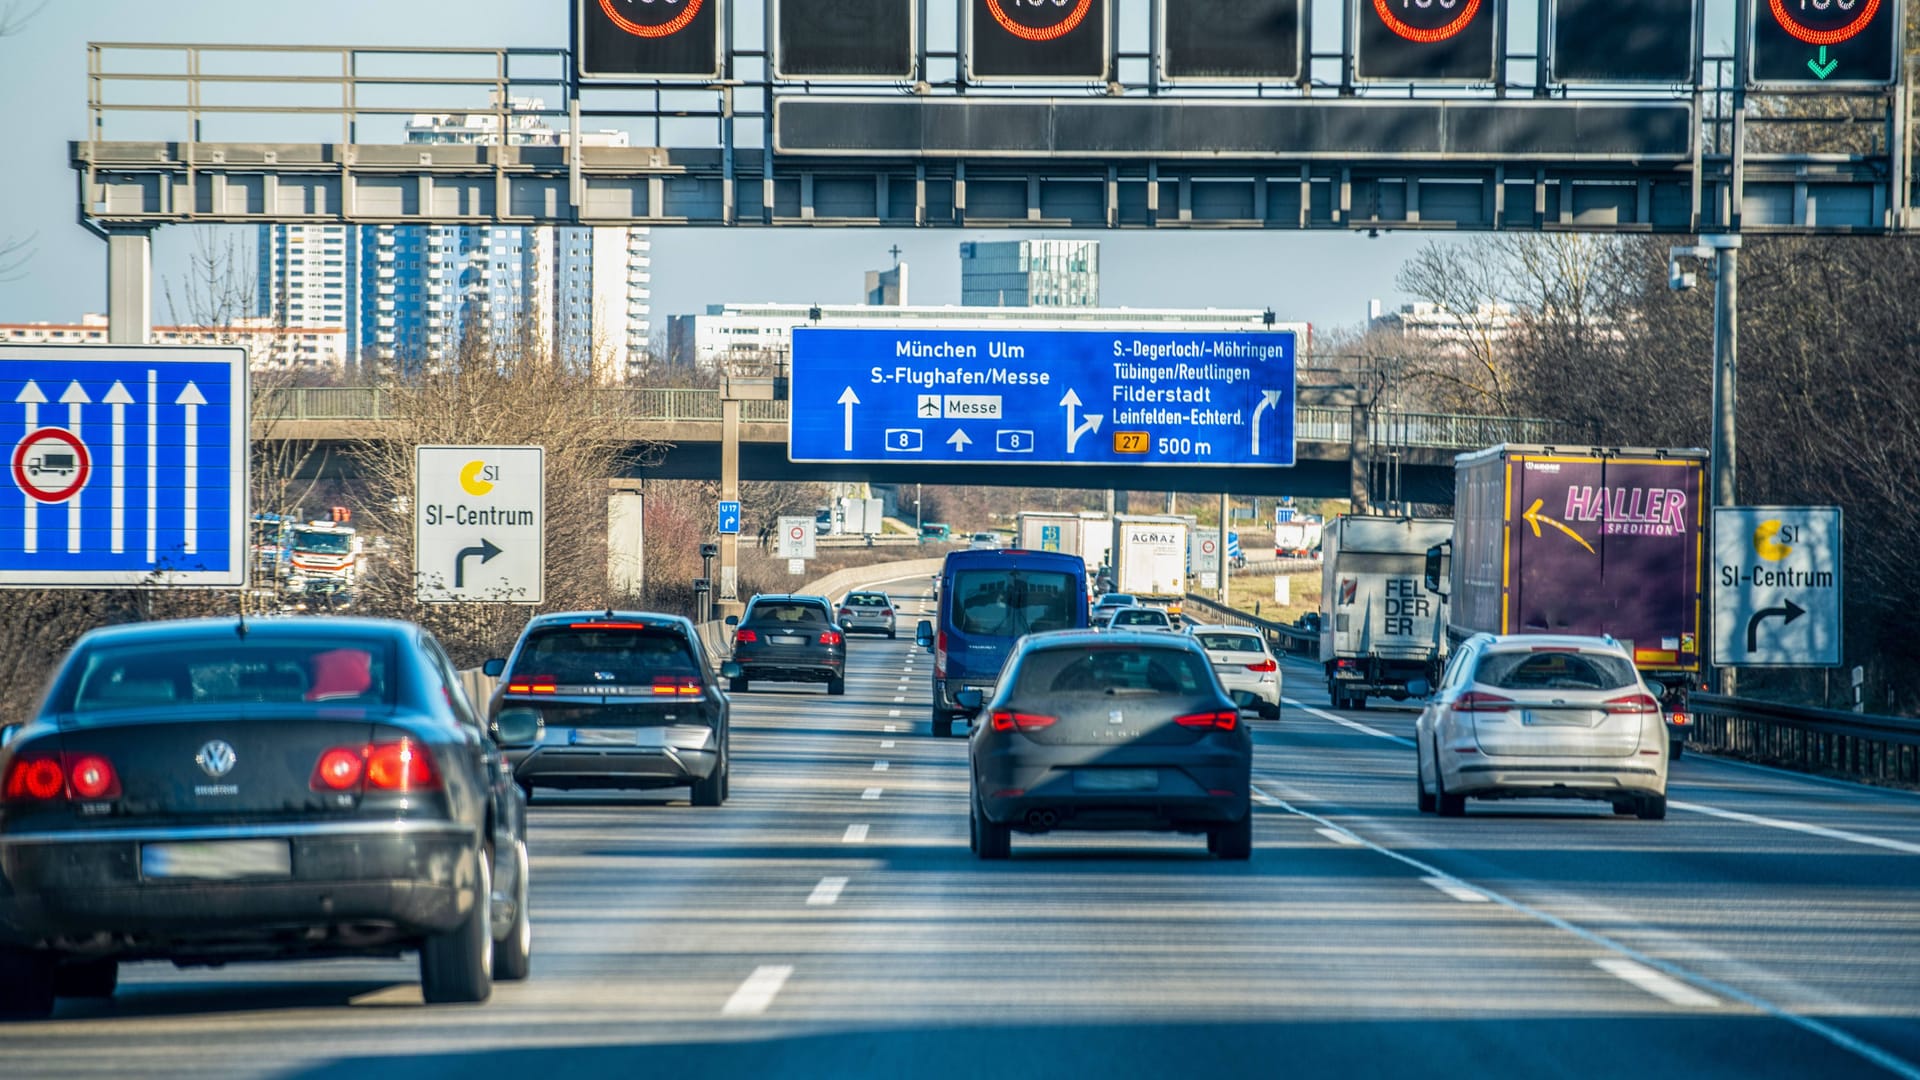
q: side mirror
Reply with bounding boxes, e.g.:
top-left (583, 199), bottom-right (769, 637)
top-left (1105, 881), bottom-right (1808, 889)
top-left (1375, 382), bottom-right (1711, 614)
top-left (1424, 542), bottom-right (1451, 599)
top-left (482, 658), bottom-right (506, 677)
top-left (955, 688), bottom-right (984, 712)
top-left (495, 708), bottom-right (541, 744)
top-left (725, 615), bottom-right (739, 627)
top-left (915, 620), bottom-right (934, 650)
top-left (720, 660), bottom-right (743, 680)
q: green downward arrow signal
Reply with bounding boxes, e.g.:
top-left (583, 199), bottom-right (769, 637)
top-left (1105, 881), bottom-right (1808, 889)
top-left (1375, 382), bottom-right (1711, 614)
top-left (1808, 46), bottom-right (1838, 79)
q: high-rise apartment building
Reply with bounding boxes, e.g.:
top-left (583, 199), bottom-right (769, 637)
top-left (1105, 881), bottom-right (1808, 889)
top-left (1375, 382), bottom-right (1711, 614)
top-left (257, 96), bottom-right (652, 380)
top-left (959, 239), bottom-right (1099, 307)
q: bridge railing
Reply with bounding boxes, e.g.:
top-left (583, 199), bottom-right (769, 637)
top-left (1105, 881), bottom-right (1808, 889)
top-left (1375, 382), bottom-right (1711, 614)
top-left (260, 387), bottom-right (1574, 449)
top-left (1688, 693), bottom-right (1920, 788)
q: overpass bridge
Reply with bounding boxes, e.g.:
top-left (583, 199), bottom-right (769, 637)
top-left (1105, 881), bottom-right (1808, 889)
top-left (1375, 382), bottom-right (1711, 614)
top-left (259, 386), bottom-right (1586, 502)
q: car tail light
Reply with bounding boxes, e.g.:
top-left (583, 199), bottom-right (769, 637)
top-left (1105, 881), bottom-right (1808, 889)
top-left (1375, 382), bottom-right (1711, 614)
top-left (506, 673), bottom-right (557, 694)
top-left (1245, 658), bottom-right (1278, 673)
top-left (819, 630), bottom-right (844, 646)
top-left (1603, 693), bottom-right (1662, 715)
top-left (990, 711), bottom-right (1058, 732)
top-left (1454, 692), bottom-right (1515, 713)
top-left (1669, 710), bottom-right (1691, 726)
top-left (1175, 710), bottom-right (1239, 732)
top-left (3, 754), bottom-right (122, 802)
top-left (734, 629), bottom-right (758, 644)
top-left (66, 755), bottom-right (120, 800)
top-left (1335, 658), bottom-right (1356, 670)
top-left (653, 675), bottom-right (703, 696)
top-left (882, 609), bottom-right (894, 617)
top-left (312, 748), bottom-right (364, 791)
top-left (839, 608), bottom-right (853, 618)
top-left (935, 630), bottom-right (948, 679)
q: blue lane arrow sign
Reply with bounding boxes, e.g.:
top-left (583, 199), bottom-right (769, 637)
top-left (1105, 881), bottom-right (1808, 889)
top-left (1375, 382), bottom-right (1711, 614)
top-left (717, 500), bottom-right (742, 535)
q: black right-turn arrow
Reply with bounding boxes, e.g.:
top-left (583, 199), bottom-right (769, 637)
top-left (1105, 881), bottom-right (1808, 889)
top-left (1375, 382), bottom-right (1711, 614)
top-left (1746, 598), bottom-right (1806, 654)
top-left (454, 538), bottom-right (503, 589)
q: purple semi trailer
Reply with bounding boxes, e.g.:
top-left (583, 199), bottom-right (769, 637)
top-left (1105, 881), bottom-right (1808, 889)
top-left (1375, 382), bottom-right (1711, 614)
top-left (1426, 445), bottom-right (1707, 756)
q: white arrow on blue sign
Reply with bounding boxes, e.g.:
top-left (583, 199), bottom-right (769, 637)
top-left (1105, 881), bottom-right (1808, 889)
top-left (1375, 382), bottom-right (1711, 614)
top-left (717, 500), bottom-right (742, 535)
top-left (0, 345), bottom-right (247, 587)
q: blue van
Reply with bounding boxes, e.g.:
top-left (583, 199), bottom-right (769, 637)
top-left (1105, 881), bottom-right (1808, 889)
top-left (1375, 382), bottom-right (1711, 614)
top-left (915, 549), bottom-right (1089, 737)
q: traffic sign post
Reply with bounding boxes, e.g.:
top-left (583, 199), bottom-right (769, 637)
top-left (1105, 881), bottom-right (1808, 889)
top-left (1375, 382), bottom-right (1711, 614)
top-left (1712, 506), bottom-right (1843, 668)
top-left (776, 516), bottom-right (818, 560)
top-left (789, 328), bottom-right (1295, 469)
top-left (415, 446), bottom-right (545, 603)
top-left (1191, 533), bottom-right (1221, 574)
top-left (0, 344), bottom-right (246, 588)
top-left (717, 500), bottom-right (741, 536)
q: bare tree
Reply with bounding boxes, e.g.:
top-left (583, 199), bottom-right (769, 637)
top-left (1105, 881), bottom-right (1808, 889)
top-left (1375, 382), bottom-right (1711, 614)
top-left (0, 1), bottom-right (46, 279)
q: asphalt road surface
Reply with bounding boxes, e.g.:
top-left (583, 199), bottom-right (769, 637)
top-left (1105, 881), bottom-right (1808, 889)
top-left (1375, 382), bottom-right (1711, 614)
top-left (4, 580), bottom-right (1918, 1079)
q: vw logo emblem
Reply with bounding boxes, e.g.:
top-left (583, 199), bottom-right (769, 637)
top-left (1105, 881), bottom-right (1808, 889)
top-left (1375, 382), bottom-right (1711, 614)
top-left (1108, 710), bottom-right (1125, 725)
top-left (196, 740), bottom-right (237, 778)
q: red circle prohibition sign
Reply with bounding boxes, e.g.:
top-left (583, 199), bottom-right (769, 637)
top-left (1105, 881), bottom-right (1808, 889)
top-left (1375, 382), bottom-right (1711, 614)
top-left (1372, 0), bottom-right (1482, 44)
top-left (1768, 0), bottom-right (1880, 45)
top-left (12, 427), bottom-right (91, 504)
top-left (986, 0), bottom-right (1094, 42)
top-left (598, 0), bottom-right (705, 39)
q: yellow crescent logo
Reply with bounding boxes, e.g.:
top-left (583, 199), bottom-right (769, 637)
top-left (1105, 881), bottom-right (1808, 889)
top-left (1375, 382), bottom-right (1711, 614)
top-left (1752, 519), bottom-right (1792, 562)
top-left (459, 460), bottom-right (494, 497)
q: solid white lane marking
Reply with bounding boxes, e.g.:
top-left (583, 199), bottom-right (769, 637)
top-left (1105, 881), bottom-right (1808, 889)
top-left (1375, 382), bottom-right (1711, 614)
top-left (842, 824), bottom-right (869, 842)
top-left (881, 740), bottom-right (896, 749)
top-left (1594, 957), bottom-right (1720, 1008)
top-left (807, 877), bottom-right (848, 906)
top-left (861, 787), bottom-right (883, 800)
top-left (1671, 800), bottom-right (1920, 856)
top-left (1421, 876), bottom-right (1490, 903)
top-left (721, 965), bottom-right (793, 1016)
top-left (873, 761), bottom-right (890, 772)
top-left (1283, 697), bottom-right (1415, 747)
top-left (1253, 780), bottom-right (1920, 1080)
top-left (1316, 827), bottom-right (1363, 847)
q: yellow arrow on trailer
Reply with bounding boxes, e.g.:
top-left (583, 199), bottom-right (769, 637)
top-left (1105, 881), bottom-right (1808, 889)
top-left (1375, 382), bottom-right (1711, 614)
top-left (1523, 498), bottom-right (1596, 555)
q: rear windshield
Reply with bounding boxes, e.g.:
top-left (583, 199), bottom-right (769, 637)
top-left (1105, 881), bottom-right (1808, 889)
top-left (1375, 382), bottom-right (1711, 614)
top-left (952, 569), bottom-right (1077, 637)
top-left (1197, 632), bottom-right (1262, 652)
top-left (511, 627), bottom-right (699, 685)
top-left (1111, 609), bottom-right (1170, 627)
top-left (59, 638), bottom-right (397, 713)
top-left (1096, 595), bottom-right (1135, 608)
top-left (844, 594), bottom-right (890, 608)
top-left (1475, 649), bottom-right (1639, 691)
top-left (748, 601), bottom-right (829, 626)
top-left (1015, 646), bottom-right (1213, 697)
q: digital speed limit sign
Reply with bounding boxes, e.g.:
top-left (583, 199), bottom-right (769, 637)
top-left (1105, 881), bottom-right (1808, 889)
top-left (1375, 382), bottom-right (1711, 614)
top-left (1356, 0), bottom-right (1496, 81)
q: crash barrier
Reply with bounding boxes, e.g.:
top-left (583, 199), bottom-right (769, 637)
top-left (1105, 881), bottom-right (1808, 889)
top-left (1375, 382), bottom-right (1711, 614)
top-left (1688, 693), bottom-right (1920, 787)
top-left (1181, 594), bottom-right (1319, 656)
top-left (801, 558), bottom-right (946, 609)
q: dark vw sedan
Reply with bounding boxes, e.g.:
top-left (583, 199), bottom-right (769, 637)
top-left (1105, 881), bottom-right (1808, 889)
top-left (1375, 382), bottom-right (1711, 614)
top-left (0, 617), bottom-right (532, 1018)
top-left (965, 630), bottom-right (1254, 861)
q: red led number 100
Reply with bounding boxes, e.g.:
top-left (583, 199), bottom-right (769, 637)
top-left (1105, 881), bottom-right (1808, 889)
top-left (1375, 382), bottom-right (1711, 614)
top-left (1375, 0), bottom-right (1481, 43)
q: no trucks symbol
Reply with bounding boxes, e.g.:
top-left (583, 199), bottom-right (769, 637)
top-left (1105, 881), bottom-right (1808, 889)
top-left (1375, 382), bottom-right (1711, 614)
top-left (12, 427), bottom-right (90, 504)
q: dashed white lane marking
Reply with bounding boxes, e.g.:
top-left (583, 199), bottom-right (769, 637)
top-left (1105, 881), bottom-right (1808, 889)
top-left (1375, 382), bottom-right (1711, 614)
top-left (1250, 788), bottom-right (1281, 807)
top-left (884, 723), bottom-right (898, 731)
top-left (1315, 827), bottom-right (1363, 847)
top-left (842, 824), bottom-right (869, 842)
top-left (1420, 876), bottom-right (1490, 903)
top-left (806, 877), bottom-right (848, 907)
top-left (893, 696), bottom-right (906, 703)
top-left (1283, 697), bottom-right (1415, 747)
top-left (888, 710), bottom-right (901, 718)
top-left (881, 740), bottom-right (896, 749)
top-left (873, 761), bottom-right (890, 772)
top-left (1595, 957), bottom-right (1720, 1008)
top-left (721, 965), bottom-right (793, 1016)
top-left (1671, 800), bottom-right (1920, 856)
top-left (861, 787), bottom-right (883, 800)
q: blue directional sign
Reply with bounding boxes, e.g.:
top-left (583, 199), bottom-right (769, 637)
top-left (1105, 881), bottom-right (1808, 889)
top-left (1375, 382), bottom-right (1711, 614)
top-left (789, 328), bottom-right (1295, 467)
top-left (0, 345), bottom-right (247, 587)
top-left (717, 500), bottom-right (742, 535)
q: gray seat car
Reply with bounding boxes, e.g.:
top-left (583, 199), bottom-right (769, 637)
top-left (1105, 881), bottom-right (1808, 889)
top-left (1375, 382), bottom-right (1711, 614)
top-left (837, 591), bottom-right (898, 638)
top-left (963, 629), bottom-right (1254, 860)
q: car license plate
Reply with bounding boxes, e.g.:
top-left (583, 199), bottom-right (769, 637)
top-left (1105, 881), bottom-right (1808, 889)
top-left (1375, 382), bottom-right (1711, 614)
top-left (141, 840), bottom-right (292, 881)
top-left (571, 728), bottom-right (640, 746)
top-left (770, 637), bottom-right (804, 647)
top-left (1074, 768), bottom-right (1159, 793)
top-left (1521, 710), bottom-right (1597, 727)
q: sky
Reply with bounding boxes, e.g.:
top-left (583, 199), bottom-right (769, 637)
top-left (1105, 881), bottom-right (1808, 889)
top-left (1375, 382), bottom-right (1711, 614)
top-left (0, 0), bottom-right (1739, 337)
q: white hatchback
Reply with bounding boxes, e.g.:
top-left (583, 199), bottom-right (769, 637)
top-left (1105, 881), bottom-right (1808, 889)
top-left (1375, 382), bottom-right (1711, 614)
top-left (1190, 625), bottom-right (1282, 720)
top-left (1415, 634), bottom-right (1669, 820)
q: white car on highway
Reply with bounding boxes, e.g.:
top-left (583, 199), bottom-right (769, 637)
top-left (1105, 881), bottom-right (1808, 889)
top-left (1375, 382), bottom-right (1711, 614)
top-left (1415, 634), bottom-right (1670, 820)
top-left (1189, 625), bottom-right (1282, 720)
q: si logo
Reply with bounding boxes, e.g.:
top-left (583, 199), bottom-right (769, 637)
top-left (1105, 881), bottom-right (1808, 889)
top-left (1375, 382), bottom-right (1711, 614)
top-left (1752, 520), bottom-right (1796, 562)
top-left (459, 461), bottom-right (500, 497)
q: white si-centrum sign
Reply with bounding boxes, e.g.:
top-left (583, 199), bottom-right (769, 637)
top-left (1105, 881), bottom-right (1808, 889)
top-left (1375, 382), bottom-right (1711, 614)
top-left (416, 446), bottom-right (544, 603)
top-left (1712, 506), bottom-right (1842, 667)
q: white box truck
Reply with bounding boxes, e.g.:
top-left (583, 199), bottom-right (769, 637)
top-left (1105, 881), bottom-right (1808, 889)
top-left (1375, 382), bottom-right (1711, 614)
top-left (1319, 515), bottom-right (1453, 710)
top-left (1111, 514), bottom-right (1189, 615)
top-left (835, 496), bottom-right (885, 536)
top-left (1017, 511), bottom-right (1112, 575)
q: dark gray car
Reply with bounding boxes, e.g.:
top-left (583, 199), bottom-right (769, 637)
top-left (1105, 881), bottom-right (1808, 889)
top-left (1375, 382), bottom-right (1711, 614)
top-left (727, 594), bottom-right (847, 695)
top-left (964, 629), bottom-right (1253, 861)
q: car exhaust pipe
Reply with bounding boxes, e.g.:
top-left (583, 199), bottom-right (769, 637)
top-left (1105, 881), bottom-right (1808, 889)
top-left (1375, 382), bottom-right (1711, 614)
top-left (1026, 809), bottom-right (1057, 830)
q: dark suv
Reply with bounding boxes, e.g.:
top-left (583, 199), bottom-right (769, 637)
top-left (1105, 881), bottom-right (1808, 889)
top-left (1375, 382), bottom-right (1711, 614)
top-left (727, 594), bottom-right (847, 695)
top-left (484, 612), bottom-right (730, 805)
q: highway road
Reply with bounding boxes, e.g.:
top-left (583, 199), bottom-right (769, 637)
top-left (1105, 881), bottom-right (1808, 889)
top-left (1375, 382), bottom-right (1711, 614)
top-left (3, 582), bottom-right (1918, 1079)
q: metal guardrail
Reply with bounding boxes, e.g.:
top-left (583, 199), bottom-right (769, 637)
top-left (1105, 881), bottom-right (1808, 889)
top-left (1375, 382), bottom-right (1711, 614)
top-left (1182, 594), bottom-right (1319, 656)
top-left (260, 388), bottom-right (1573, 450)
top-left (1688, 693), bottom-right (1920, 787)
